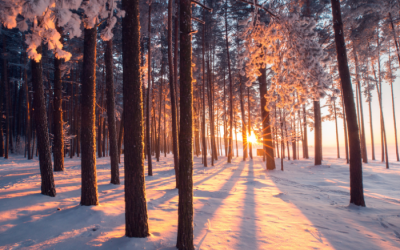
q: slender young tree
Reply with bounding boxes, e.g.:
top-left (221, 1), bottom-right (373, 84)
top-left (3, 33), bottom-right (9, 159)
top-left (314, 100), bottom-right (322, 165)
top-left (146, 3), bottom-right (153, 176)
top-left (122, 0), bottom-right (149, 237)
top-left (330, 0), bottom-right (365, 206)
top-left (225, 1), bottom-right (233, 163)
top-left (53, 27), bottom-right (64, 172)
top-left (105, 38), bottom-right (119, 184)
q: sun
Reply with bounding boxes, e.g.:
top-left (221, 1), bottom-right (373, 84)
top-left (248, 131), bottom-right (257, 144)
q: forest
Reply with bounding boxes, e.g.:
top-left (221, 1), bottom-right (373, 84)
top-left (0, 0), bottom-right (400, 249)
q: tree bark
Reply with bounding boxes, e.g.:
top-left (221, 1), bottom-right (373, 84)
top-left (248, 87), bottom-right (252, 159)
top-left (259, 67), bottom-right (275, 170)
top-left (202, 22), bottom-right (207, 167)
top-left (334, 101), bottom-right (340, 158)
top-left (23, 36), bottom-right (31, 159)
top-left (32, 45), bottom-right (56, 197)
top-left (3, 34), bottom-right (9, 159)
top-left (122, 0), bottom-right (150, 237)
top-left (105, 39), bottom-right (120, 184)
top-left (352, 43), bottom-right (368, 163)
top-left (330, 0), bottom-right (365, 206)
top-left (176, 0), bottom-right (194, 248)
top-left (314, 100), bottom-right (322, 165)
top-left (225, 4), bottom-right (233, 163)
top-left (53, 30), bottom-right (64, 171)
top-left (146, 3), bottom-right (153, 176)
top-left (303, 105), bottom-right (308, 159)
top-left (80, 27), bottom-right (99, 206)
top-left (239, 80), bottom-right (247, 161)
top-left (118, 111), bottom-right (124, 163)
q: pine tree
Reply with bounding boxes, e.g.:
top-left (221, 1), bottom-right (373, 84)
top-left (122, 0), bottom-right (150, 237)
top-left (80, 26), bottom-right (99, 206)
top-left (330, 0), bottom-right (365, 206)
top-left (31, 44), bottom-right (56, 197)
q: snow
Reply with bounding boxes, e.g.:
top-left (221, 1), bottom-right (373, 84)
top-left (0, 149), bottom-right (400, 249)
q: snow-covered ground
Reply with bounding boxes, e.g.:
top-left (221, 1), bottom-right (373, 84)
top-left (0, 152), bottom-right (400, 249)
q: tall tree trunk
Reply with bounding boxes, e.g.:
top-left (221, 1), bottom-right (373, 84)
top-left (80, 27), bottom-right (99, 206)
top-left (23, 38), bottom-right (30, 159)
top-left (98, 79), bottom-right (104, 158)
top-left (330, 0), bottom-right (365, 206)
top-left (303, 105), bottom-right (308, 158)
top-left (122, 0), bottom-right (150, 237)
top-left (374, 71), bottom-right (389, 169)
top-left (225, 3), bottom-right (233, 163)
top-left (387, 41), bottom-right (399, 161)
top-left (334, 101), bottom-right (340, 158)
top-left (74, 68), bottom-right (80, 157)
top-left (202, 22), bottom-right (207, 167)
top-left (248, 87), bottom-right (253, 159)
top-left (146, 3), bottom-right (153, 176)
top-left (105, 39), bottom-right (120, 184)
top-left (259, 67), bottom-right (275, 169)
top-left (3, 34), bottom-right (9, 159)
top-left (168, 0), bottom-right (179, 186)
top-left (53, 37), bottom-right (64, 171)
top-left (0, 35), bottom-right (5, 157)
top-left (280, 109), bottom-right (284, 170)
top-left (314, 100), bottom-right (322, 165)
top-left (375, 34), bottom-right (389, 168)
top-left (239, 80), bottom-right (247, 161)
top-left (174, 2), bottom-right (180, 135)
top-left (118, 111), bottom-right (124, 163)
top-left (176, 0), bottom-right (194, 248)
top-left (157, 65), bottom-right (164, 162)
top-left (32, 44), bottom-right (56, 197)
top-left (352, 43), bottom-right (368, 163)
top-left (390, 81), bottom-right (399, 161)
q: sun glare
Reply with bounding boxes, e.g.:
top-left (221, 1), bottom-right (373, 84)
top-left (248, 131), bottom-right (257, 144)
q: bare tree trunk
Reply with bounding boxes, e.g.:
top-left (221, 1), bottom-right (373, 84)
top-left (32, 44), bottom-right (56, 197)
top-left (314, 100), bottom-right (322, 165)
top-left (352, 43), bottom-right (368, 163)
top-left (280, 109), bottom-right (284, 170)
top-left (23, 37), bottom-right (30, 159)
top-left (374, 71), bottom-right (389, 169)
top-left (80, 27), bottom-right (99, 206)
top-left (390, 81), bottom-right (399, 161)
top-left (225, 3), bottom-right (233, 163)
top-left (122, 0), bottom-right (150, 237)
top-left (248, 87), bottom-right (253, 159)
top-left (303, 105), bottom-right (308, 159)
top-left (118, 111), bottom-right (124, 163)
top-left (157, 64), bottom-right (164, 162)
top-left (176, 0), bottom-right (194, 248)
top-left (259, 67), bottom-right (275, 169)
top-left (334, 101), bottom-right (340, 158)
top-left (105, 39), bottom-right (120, 184)
top-left (375, 34), bottom-right (389, 168)
top-left (53, 34), bottom-right (64, 171)
top-left (202, 22), bottom-right (207, 167)
top-left (330, 0), bottom-right (365, 206)
top-left (3, 34), bottom-right (9, 159)
top-left (146, 3), bottom-right (153, 176)
top-left (239, 80), bottom-right (247, 161)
